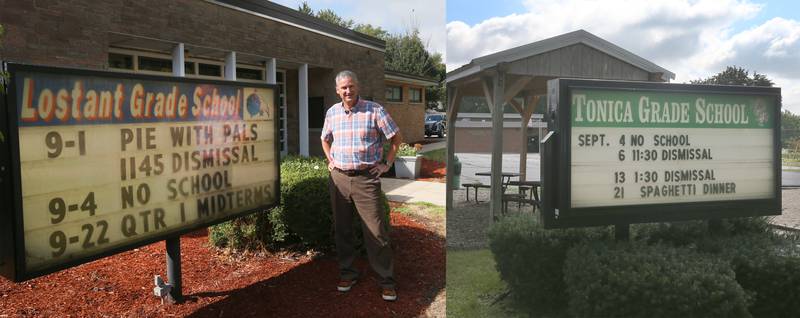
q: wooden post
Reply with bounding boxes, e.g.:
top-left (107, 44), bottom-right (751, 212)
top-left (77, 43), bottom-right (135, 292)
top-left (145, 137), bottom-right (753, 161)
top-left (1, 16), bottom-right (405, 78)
top-left (445, 86), bottom-right (461, 212)
top-left (490, 68), bottom-right (506, 221)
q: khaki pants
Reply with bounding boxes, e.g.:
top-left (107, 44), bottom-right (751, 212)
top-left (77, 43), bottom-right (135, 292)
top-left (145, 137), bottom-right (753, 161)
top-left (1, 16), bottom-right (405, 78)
top-left (329, 169), bottom-right (395, 288)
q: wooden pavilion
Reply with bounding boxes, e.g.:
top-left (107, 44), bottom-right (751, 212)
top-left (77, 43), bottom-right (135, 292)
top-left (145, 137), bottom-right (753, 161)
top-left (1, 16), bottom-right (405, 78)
top-left (445, 29), bottom-right (675, 219)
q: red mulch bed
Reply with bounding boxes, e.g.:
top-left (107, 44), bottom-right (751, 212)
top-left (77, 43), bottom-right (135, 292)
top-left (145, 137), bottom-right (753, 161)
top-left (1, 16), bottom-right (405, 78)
top-left (0, 212), bottom-right (444, 317)
top-left (418, 158), bottom-right (446, 183)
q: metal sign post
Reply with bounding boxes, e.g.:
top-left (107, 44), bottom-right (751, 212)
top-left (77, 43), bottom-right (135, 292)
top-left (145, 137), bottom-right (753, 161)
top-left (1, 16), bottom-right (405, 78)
top-left (166, 237), bottom-right (183, 303)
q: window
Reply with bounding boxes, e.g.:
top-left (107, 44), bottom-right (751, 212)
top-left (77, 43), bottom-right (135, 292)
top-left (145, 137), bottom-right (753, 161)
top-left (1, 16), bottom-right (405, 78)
top-left (237, 67), bottom-right (264, 81)
top-left (184, 62), bottom-right (196, 75)
top-left (277, 70), bottom-right (288, 156)
top-left (108, 53), bottom-right (133, 70)
top-left (138, 56), bottom-right (172, 73)
top-left (198, 63), bottom-right (222, 77)
top-left (409, 87), bottom-right (422, 103)
top-left (386, 85), bottom-right (402, 102)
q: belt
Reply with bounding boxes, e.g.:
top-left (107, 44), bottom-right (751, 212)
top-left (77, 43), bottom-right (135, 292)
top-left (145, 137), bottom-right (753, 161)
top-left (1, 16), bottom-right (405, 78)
top-left (334, 167), bottom-right (374, 176)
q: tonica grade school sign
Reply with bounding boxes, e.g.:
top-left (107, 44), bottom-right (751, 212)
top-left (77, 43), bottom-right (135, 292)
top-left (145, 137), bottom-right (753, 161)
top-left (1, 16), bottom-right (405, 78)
top-left (540, 79), bottom-right (781, 228)
top-left (0, 64), bottom-right (280, 281)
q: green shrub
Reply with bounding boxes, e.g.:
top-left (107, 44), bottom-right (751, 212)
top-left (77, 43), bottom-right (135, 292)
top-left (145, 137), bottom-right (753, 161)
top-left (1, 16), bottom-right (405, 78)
top-left (697, 233), bottom-right (800, 317)
top-left (633, 217), bottom-right (773, 247)
top-left (277, 156), bottom-right (333, 247)
top-left (208, 212), bottom-right (269, 250)
top-left (487, 215), bottom-right (610, 315)
top-left (211, 155), bottom-right (390, 251)
top-left (565, 242), bottom-right (752, 318)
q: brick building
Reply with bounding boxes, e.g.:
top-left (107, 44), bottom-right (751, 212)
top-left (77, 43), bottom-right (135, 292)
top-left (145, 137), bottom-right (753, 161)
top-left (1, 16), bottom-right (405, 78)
top-left (0, 0), bottom-right (424, 157)
top-left (384, 70), bottom-right (438, 143)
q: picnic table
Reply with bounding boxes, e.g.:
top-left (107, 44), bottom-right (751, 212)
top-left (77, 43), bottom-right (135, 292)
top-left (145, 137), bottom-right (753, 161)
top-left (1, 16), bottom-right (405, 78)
top-left (462, 172), bottom-right (520, 202)
top-left (504, 180), bottom-right (541, 212)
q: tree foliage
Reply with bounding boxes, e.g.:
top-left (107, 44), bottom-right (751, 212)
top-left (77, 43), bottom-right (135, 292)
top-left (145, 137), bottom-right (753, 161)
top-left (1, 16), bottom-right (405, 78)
top-left (297, 1), bottom-right (313, 15)
top-left (353, 23), bottom-right (390, 40)
top-left (294, 3), bottom-right (445, 109)
top-left (384, 30), bottom-right (445, 109)
top-left (315, 8), bottom-right (355, 29)
top-left (783, 110), bottom-right (800, 149)
top-left (691, 66), bottom-right (774, 87)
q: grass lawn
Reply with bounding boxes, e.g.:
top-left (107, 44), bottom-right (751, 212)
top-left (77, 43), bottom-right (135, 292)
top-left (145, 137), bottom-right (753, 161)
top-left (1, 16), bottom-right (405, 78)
top-left (447, 249), bottom-right (525, 317)
top-left (393, 201), bottom-right (445, 216)
top-left (421, 148), bottom-right (446, 163)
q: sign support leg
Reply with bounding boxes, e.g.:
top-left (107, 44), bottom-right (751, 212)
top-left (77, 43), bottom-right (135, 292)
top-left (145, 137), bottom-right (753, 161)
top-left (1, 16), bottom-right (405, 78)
top-left (166, 237), bottom-right (183, 303)
top-left (614, 224), bottom-right (630, 241)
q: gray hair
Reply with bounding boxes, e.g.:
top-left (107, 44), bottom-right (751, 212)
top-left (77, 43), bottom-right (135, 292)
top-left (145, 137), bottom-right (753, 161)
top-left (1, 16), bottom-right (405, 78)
top-left (335, 70), bottom-right (359, 85)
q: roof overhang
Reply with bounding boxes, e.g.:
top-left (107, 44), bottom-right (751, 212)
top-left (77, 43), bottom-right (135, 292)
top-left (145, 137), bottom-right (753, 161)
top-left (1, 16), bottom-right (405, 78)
top-left (385, 71), bottom-right (439, 86)
top-left (206, 0), bottom-right (385, 52)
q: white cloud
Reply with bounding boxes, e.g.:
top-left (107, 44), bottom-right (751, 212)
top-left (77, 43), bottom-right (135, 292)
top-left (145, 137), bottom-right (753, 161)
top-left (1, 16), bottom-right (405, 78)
top-left (447, 0), bottom-right (800, 112)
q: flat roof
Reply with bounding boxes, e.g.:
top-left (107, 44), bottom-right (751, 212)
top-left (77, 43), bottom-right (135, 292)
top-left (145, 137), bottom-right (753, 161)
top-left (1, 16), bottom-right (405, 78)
top-left (385, 70), bottom-right (439, 86)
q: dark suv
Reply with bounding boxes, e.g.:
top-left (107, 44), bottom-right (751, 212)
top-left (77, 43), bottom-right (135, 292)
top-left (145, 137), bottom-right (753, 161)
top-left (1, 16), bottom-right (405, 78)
top-left (424, 113), bottom-right (446, 137)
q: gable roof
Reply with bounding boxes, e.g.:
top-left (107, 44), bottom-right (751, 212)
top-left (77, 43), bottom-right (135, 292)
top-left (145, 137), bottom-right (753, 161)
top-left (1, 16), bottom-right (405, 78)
top-left (447, 29), bottom-right (674, 82)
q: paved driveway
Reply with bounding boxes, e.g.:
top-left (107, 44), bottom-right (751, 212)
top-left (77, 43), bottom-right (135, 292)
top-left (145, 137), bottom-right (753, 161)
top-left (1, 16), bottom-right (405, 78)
top-left (455, 152), bottom-right (540, 185)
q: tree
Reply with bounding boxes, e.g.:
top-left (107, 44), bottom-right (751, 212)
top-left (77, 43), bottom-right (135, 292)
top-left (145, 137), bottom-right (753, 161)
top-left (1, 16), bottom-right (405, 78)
top-left (691, 66), bottom-right (774, 87)
top-left (783, 110), bottom-right (800, 149)
top-left (315, 8), bottom-right (354, 29)
top-left (353, 23), bottom-right (390, 40)
top-left (297, 1), bottom-right (313, 15)
top-left (293, 4), bottom-right (445, 108)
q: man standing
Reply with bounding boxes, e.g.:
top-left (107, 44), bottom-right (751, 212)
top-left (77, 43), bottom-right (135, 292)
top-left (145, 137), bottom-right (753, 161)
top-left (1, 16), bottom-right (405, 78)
top-left (321, 70), bottom-right (401, 301)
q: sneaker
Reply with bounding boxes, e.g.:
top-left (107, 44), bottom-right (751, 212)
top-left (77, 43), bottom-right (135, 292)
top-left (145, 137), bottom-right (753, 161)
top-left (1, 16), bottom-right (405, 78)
top-left (381, 287), bottom-right (397, 301)
top-left (337, 279), bottom-right (357, 292)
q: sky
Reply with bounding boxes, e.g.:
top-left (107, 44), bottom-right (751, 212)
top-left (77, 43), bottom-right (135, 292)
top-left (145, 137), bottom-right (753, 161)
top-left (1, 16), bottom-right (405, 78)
top-left (270, 0), bottom-right (446, 56)
top-left (446, 0), bottom-right (800, 113)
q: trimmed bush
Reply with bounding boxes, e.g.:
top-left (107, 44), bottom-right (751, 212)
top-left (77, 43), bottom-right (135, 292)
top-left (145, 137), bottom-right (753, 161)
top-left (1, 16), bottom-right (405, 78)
top-left (208, 212), bottom-right (269, 250)
top-left (697, 233), bottom-right (800, 317)
top-left (564, 242), bottom-right (752, 318)
top-left (487, 215), bottom-right (610, 315)
top-left (277, 156), bottom-right (333, 247)
top-left (210, 155), bottom-right (390, 250)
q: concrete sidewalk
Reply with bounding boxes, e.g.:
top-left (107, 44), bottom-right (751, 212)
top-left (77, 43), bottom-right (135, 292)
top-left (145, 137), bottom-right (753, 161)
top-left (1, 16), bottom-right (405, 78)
top-left (381, 178), bottom-right (445, 206)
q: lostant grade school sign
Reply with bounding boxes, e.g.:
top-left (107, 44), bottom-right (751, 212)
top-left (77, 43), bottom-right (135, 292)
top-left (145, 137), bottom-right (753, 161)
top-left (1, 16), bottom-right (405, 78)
top-left (0, 64), bottom-right (280, 281)
top-left (540, 78), bottom-right (781, 228)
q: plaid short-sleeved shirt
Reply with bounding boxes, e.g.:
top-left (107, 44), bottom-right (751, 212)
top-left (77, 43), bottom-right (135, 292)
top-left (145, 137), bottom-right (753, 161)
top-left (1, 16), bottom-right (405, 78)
top-left (321, 98), bottom-right (400, 170)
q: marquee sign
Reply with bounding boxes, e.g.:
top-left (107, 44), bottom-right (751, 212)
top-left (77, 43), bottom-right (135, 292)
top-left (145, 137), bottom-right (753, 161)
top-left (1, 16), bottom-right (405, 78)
top-left (0, 64), bottom-right (280, 281)
top-left (540, 78), bottom-right (781, 228)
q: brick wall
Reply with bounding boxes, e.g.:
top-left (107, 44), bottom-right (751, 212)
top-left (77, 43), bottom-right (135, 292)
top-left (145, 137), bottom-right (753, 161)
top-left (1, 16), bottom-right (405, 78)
top-left (384, 80), bottom-right (426, 144)
top-left (455, 127), bottom-right (541, 153)
top-left (0, 0), bottom-right (385, 156)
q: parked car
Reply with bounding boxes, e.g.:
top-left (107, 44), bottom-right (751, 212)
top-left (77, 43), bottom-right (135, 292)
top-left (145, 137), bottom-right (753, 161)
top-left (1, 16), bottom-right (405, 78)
top-left (424, 113), bottom-right (446, 137)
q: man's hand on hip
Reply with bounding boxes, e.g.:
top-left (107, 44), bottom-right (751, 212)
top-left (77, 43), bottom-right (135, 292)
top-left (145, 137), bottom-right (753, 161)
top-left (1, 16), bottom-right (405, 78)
top-left (328, 161), bottom-right (335, 172)
top-left (369, 163), bottom-right (390, 176)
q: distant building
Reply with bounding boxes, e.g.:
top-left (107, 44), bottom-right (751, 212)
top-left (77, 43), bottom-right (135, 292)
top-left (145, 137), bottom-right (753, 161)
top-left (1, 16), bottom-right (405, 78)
top-left (384, 70), bottom-right (439, 143)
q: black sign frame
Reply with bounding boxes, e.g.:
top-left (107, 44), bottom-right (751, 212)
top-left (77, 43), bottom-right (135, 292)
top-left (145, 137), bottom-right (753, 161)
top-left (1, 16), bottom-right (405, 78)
top-left (541, 78), bottom-right (781, 229)
top-left (0, 63), bottom-right (281, 281)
